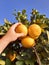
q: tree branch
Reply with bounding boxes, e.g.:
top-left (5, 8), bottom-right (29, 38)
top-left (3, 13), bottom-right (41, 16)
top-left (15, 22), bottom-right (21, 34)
top-left (33, 47), bottom-right (42, 65)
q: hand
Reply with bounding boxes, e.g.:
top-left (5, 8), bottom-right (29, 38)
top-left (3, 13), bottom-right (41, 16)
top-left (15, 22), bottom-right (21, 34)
top-left (5, 23), bottom-right (24, 42)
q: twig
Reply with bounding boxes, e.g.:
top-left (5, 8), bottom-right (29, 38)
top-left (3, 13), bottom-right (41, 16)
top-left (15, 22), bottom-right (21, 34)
top-left (33, 47), bottom-right (42, 65)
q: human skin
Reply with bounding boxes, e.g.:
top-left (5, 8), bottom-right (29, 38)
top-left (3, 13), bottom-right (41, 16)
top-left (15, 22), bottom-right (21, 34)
top-left (0, 23), bottom-right (24, 54)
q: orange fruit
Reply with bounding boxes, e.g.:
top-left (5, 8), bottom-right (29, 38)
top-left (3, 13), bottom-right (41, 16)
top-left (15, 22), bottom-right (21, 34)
top-left (15, 24), bottom-right (28, 37)
top-left (28, 24), bottom-right (41, 39)
top-left (21, 36), bottom-right (35, 48)
top-left (7, 53), bottom-right (16, 61)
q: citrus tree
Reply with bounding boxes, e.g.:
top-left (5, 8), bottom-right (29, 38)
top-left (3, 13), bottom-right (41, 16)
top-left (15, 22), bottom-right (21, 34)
top-left (0, 9), bottom-right (49, 65)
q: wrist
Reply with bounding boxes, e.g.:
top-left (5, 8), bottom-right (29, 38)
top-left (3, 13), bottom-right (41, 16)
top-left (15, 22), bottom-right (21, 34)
top-left (1, 35), bottom-right (10, 44)
top-left (0, 35), bottom-right (11, 54)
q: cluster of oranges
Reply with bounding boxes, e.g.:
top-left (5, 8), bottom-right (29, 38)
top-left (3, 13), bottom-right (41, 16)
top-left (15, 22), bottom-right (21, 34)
top-left (6, 23), bottom-right (42, 61)
top-left (15, 23), bottom-right (41, 48)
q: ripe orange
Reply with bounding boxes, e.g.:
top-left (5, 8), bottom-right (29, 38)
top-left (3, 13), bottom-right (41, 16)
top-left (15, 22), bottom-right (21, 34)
top-left (15, 24), bottom-right (28, 37)
top-left (21, 36), bottom-right (35, 48)
top-left (7, 53), bottom-right (16, 61)
top-left (28, 24), bottom-right (41, 39)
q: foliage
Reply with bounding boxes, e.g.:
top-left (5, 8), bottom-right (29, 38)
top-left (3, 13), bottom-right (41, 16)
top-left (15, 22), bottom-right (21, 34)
top-left (0, 9), bottom-right (49, 65)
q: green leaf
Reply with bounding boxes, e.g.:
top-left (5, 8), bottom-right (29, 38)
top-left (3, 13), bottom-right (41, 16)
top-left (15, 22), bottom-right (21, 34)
top-left (4, 18), bottom-right (12, 25)
top-left (0, 59), bottom-right (5, 65)
top-left (17, 11), bottom-right (21, 16)
top-left (0, 32), bottom-right (5, 35)
top-left (5, 59), bottom-right (11, 65)
top-left (25, 60), bottom-right (34, 65)
top-left (47, 31), bottom-right (49, 44)
top-left (40, 23), bottom-right (48, 28)
top-left (16, 55), bottom-right (23, 61)
top-left (3, 26), bottom-right (8, 31)
top-left (22, 9), bottom-right (26, 15)
top-left (15, 61), bottom-right (24, 65)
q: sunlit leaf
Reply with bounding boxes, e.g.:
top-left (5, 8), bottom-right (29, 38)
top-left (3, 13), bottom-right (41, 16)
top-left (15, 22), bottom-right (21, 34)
top-left (40, 23), bottom-right (48, 28)
top-left (0, 59), bottom-right (5, 65)
top-left (47, 31), bottom-right (49, 44)
top-left (0, 32), bottom-right (5, 35)
top-left (4, 18), bottom-right (12, 25)
top-left (3, 26), bottom-right (8, 31)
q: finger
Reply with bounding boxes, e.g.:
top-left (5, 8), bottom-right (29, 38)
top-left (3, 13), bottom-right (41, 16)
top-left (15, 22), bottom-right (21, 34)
top-left (17, 33), bottom-right (25, 37)
top-left (12, 22), bottom-right (22, 30)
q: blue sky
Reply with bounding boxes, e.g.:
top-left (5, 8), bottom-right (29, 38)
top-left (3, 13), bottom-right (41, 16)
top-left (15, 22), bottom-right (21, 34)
top-left (0, 0), bottom-right (49, 25)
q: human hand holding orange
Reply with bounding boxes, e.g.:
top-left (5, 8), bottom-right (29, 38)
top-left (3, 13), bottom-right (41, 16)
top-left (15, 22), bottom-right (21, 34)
top-left (5, 23), bottom-right (25, 42)
top-left (0, 23), bottom-right (25, 54)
